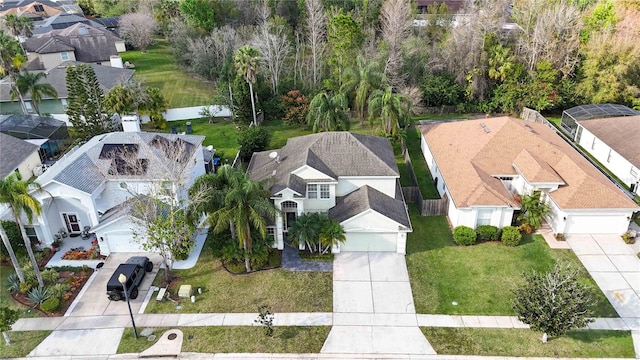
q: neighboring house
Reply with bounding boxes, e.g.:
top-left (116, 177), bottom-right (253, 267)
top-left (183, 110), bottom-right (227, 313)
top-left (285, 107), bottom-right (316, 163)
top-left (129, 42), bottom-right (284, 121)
top-left (32, 13), bottom-right (107, 35)
top-left (420, 117), bottom-right (639, 235)
top-left (22, 23), bottom-right (126, 71)
top-left (0, 0), bottom-right (65, 19)
top-left (23, 129), bottom-right (205, 255)
top-left (0, 132), bottom-right (42, 180)
top-left (247, 132), bottom-right (412, 254)
top-left (0, 61), bottom-right (134, 121)
top-left (0, 114), bottom-right (69, 160)
top-left (560, 104), bottom-right (640, 196)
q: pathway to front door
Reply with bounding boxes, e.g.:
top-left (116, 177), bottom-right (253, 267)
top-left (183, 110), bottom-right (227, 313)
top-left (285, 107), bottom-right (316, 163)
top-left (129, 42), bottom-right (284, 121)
top-left (321, 252), bottom-right (435, 354)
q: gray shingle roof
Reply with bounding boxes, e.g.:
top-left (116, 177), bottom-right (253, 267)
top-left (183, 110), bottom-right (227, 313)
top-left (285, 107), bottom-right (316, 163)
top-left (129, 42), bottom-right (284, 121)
top-left (0, 62), bottom-right (134, 101)
top-left (39, 132), bottom-right (205, 194)
top-left (0, 133), bottom-right (40, 178)
top-left (329, 185), bottom-right (411, 228)
top-left (247, 132), bottom-right (399, 193)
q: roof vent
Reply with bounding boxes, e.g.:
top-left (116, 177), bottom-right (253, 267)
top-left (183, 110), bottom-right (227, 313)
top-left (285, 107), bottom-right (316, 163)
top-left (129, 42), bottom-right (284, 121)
top-left (523, 124), bottom-right (534, 132)
top-left (269, 151), bottom-right (280, 164)
top-left (480, 122), bottom-right (491, 133)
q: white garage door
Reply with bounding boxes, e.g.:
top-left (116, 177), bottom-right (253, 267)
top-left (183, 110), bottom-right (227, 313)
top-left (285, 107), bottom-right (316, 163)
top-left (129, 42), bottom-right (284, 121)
top-left (565, 214), bottom-right (627, 234)
top-left (104, 232), bottom-right (145, 253)
top-left (341, 232), bottom-right (397, 252)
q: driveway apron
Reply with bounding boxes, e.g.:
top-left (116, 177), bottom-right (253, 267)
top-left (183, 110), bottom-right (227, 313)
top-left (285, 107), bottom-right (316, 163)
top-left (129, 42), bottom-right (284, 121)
top-left (321, 252), bottom-right (435, 355)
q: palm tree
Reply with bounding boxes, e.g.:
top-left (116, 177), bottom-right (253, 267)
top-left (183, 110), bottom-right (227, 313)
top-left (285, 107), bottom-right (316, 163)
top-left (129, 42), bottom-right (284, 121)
top-left (318, 216), bottom-right (346, 254)
top-left (206, 168), bottom-right (277, 272)
top-left (11, 71), bottom-right (58, 115)
top-left (0, 222), bottom-right (25, 283)
top-left (341, 56), bottom-right (384, 124)
top-left (517, 191), bottom-right (551, 231)
top-left (368, 86), bottom-right (411, 138)
top-left (307, 91), bottom-right (350, 132)
top-left (3, 15), bottom-right (33, 39)
top-left (0, 173), bottom-right (43, 287)
top-left (288, 213), bottom-right (321, 252)
top-left (0, 31), bottom-right (28, 114)
top-left (234, 45), bottom-right (260, 126)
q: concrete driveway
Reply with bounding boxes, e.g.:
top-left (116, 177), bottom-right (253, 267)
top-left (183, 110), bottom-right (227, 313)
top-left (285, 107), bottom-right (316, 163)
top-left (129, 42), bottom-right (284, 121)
top-left (67, 252), bottom-right (162, 317)
top-left (322, 252), bottom-right (434, 355)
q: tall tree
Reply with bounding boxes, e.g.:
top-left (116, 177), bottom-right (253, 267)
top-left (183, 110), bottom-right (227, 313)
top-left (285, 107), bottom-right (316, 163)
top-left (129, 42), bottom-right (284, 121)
top-left (253, 17), bottom-right (292, 95)
top-left (0, 173), bottom-right (43, 288)
top-left (3, 14), bottom-right (33, 39)
top-left (380, 0), bottom-right (412, 87)
top-left (512, 263), bottom-right (595, 343)
top-left (206, 166), bottom-right (277, 273)
top-left (305, 0), bottom-right (327, 87)
top-left (234, 45), bottom-right (261, 126)
top-left (327, 10), bottom-right (363, 88)
top-left (10, 71), bottom-right (58, 115)
top-left (340, 56), bottom-right (384, 124)
top-left (118, 11), bottom-right (157, 53)
top-left (0, 222), bottom-right (25, 283)
top-left (0, 307), bottom-right (19, 346)
top-left (307, 91), bottom-right (350, 132)
top-left (65, 64), bottom-right (113, 141)
top-left (180, 0), bottom-right (216, 32)
top-left (0, 31), bottom-right (28, 114)
top-left (368, 86), bottom-right (411, 138)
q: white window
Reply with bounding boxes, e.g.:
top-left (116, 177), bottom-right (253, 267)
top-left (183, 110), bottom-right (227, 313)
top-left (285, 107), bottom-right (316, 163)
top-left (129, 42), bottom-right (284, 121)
top-left (61, 98), bottom-right (68, 110)
top-left (607, 149), bottom-right (612, 163)
top-left (307, 184), bottom-right (318, 199)
top-left (24, 226), bottom-right (39, 244)
top-left (60, 52), bottom-right (69, 61)
top-left (631, 167), bottom-right (638, 179)
top-left (25, 101), bottom-right (34, 113)
top-left (320, 184), bottom-right (330, 199)
top-left (476, 209), bottom-right (493, 226)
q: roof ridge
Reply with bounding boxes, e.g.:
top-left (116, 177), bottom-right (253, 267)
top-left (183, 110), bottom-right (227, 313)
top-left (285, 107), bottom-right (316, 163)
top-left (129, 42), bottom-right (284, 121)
top-left (349, 132), bottom-right (397, 175)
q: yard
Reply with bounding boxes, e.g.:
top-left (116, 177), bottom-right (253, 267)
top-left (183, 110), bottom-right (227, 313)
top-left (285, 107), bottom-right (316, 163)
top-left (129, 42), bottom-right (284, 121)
top-left (0, 331), bottom-right (52, 358)
top-left (422, 328), bottom-right (634, 358)
top-left (118, 327), bottom-right (330, 354)
top-left (405, 126), bottom-right (440, 199)
top-left (0, 266), bottom-right (40, 318)
top-left (122, 40), bottom-right (215, 108)
top-left (144, 241), bottom-right (332, 313)
top-left (405, 206), bottom-right (617, 317)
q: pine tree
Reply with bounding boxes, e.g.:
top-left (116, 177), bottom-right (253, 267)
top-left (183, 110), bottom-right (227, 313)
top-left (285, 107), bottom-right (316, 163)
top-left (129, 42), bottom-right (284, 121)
top-left (66, 64), bottom-right (114, 141)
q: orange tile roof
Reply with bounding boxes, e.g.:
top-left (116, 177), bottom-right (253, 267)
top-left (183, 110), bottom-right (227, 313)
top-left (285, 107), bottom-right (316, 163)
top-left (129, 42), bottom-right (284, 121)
top-left (420, 117), bottom-right (638, 210)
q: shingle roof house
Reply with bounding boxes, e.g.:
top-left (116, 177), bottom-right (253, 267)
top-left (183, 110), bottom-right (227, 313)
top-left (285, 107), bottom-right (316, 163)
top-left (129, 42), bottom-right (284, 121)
top-left (0, 133), bottom-right (41, 180)
top-left (247, 132), bottom-right (411, 253)
top-left (419, 117), bottom-right (638, 235)
top-left (570, 115), bottom-right (640, 196)
top-left (25, 131), bottom-right (206, 255)
top-left (23, 23), bottom-right (126, 70)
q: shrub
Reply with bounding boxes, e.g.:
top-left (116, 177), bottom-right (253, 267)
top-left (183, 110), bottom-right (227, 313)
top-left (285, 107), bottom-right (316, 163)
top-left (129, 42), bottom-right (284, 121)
top-left (40, 297), bottom-right (60, 313)
top-left (237, 126), bottom-right (272, 161)
top-left (42, 247), bottom-right (51, 256)
top-left (476, 225), bottom-right (500, 241)
top-left (622, 231), bottom-right (636, 244)
top-left (554, 233), bottom-right (566, 241)
top-left (453, 226), bottom-right (477, 245)
top-left (41, 268), bottom-right (59, 285)
top-left (501, 226), bottom-right (522, 246)
top-left (207, 228), bottom-right (233, 259)
top-left (27, 286), bottom-right (50, 305)
top-left (0, 221), bottom-right (26, 258)
top-left (6, 274), bottom-right (20, 293)
top-left (50, 283), bottom-right (69, 300)
top-left (281, 90), bottom-right (310, 125)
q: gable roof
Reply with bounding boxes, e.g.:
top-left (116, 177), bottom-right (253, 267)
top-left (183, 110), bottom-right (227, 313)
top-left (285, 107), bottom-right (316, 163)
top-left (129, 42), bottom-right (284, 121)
top-left (577, 115), bottom-right (640, 169)
top-left (329, 185), bottom-right (411, 229)
top-left (32, 13), bottom-right (105, 35)
top-left (23, 23), bottom-right (123, 64)
top-left (247, 132), bottom-right (399, 193)
top-left (37, 132), bottom-right (205, 194)
top-left (0, 133), bottom-right (40, 178)
top-left (420, 117), bottom-right (638, 210)
top-left (0, 62), bottom-right (135, 101)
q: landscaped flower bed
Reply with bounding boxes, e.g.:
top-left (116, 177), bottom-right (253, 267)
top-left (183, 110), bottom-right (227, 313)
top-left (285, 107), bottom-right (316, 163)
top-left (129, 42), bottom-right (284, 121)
top-left (62, 239), bottom-right (105, 260)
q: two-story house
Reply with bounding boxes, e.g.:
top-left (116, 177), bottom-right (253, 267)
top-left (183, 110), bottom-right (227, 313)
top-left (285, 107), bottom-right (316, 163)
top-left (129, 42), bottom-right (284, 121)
top-left (20, 130), bottom-right (206, 255)
top-left (247, 132), bottom-right (412, 254)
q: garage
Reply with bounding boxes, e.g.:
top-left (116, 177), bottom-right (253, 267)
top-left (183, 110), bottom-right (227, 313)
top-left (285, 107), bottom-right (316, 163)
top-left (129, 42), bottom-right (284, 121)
top-left (340, 232), bottom-right (398, 252)
top-left (101, 232), bottom-right (145, 254)
top-left (564, 213), bottom-right (630, 234)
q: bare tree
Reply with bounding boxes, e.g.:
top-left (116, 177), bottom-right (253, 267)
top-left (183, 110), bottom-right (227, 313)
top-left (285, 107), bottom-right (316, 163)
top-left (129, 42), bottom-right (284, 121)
top-left (187, 25), bottom-right (239, 80)
top-left (512, 0), bottom-right (581, 78)
top-left (119, 11), bottom-right (157, 53)
top-left (305, 0), bottom-right (326, 87)
top-left (253, 20), bottom-right (292, 94)
top-left (380, 0), bottom-right (413, 87)
top-left (440, 0), bottom-right (509, 100)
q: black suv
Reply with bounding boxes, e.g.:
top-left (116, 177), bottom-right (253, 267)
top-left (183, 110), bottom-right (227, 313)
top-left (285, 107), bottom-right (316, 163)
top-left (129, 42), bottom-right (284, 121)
top-left (106, 256), bottom-right (153, 301)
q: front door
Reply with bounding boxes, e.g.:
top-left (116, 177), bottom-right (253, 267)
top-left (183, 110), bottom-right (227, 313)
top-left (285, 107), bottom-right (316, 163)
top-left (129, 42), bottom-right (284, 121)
top-left (62, 213), bottom-right (81, 233)
top-left (284, 212), bottom-right (297, 232)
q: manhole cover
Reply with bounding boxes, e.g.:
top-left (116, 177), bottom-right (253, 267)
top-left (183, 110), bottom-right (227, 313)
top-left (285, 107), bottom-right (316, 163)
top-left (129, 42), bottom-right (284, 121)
top-left (168, 333), bottom-right (177, 340)
top-left (140, 328), bottom-right (154, 337)
top-left (147, 335), bottom-right (156, 342)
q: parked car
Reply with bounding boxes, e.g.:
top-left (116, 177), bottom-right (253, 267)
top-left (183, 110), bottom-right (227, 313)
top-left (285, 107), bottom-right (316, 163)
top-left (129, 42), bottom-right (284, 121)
top-left (106, 256), bottom-right (153, 301)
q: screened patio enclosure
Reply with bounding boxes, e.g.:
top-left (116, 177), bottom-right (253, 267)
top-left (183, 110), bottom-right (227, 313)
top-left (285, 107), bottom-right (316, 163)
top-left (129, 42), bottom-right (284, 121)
top-left (0, 114), bottom-right (69, 160)
top-left (560, 104), bottom-right (640, 138)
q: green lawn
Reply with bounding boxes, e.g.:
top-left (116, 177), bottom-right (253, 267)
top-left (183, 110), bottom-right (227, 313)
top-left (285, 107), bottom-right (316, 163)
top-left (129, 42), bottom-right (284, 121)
top-left (118, 326), bottom-right (330, 354)
top-left (545, 116), bottom-right (562, 127)
top-left (405, 126), bottom-right (440, 199)
top-left (422, 328), bottom-right (634, 358)
top-left (122, 40), bottom-right (215, 108)
top-left (144, 241), bottom-right (332, 313)
top-left (0, 266), bottom-right (40, 318)
top-left (406, 206), bottom-right (617, 316)
top-left (0, 331), bottom-right (52, 358)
